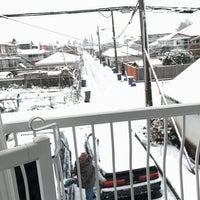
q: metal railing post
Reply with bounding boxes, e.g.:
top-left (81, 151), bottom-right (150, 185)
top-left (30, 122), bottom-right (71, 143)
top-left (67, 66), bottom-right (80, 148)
top-left (33, 136), bottom-right (57, 200)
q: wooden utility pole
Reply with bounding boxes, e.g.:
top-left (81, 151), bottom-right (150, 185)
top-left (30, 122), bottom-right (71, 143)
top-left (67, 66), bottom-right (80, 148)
top-left (111, 10), bottom-right (118, 73)
top-left (91, 34), bottom-right (94, 57)
top-left (139, 0), bottom-right (153, 106)
top-left (97, 26), bottom-right (102, 64)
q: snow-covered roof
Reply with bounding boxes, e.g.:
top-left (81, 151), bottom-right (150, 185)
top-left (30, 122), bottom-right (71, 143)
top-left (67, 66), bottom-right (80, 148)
top-left (0, 72), bottom-right (13, 79)
top-left (17, 48), bottom-right (47, 55)
top-left (0, 56), bottom-right (20, 60)
top-left (118, 46), bottom-right (142, 56)
top-left (158, 22), bottom-right (200, 42)
top-left (0, 42), bottom-right (13, 45)
top-left (16, 70), bottom-right (47, 76)
top-left (164, 58), bottom-right (200, 103)
top-left (102, 47), bottom-right (141, 57)
top-left (17, 63), bottom-right (27, 69)
top-left (157, 32), bottom-right (176, 41)
top-left (179, 21), bottom-right (200, 36)
top-left (102, 48), bottom-right (124, 57)
top-left (35, 52), bottom-right (79, 66)
top-left (47, 71), bottom-right (62, 76)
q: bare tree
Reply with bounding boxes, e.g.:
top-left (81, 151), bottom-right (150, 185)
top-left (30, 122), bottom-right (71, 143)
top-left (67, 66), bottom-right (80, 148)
top-left (176, 19), bottom-right (192, 31)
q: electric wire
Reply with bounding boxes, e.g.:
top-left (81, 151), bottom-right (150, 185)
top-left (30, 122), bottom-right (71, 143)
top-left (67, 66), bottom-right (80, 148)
top-left (116, 2), bottom-right (139, 39)
top-left (0, 4), bottom-right (199, 43)
top-left (98, 11), bottom-right (111, 18)
top-left (0, 14), bottom-right (84, 41)
top-left (0, 6), bottom-right (135, 18)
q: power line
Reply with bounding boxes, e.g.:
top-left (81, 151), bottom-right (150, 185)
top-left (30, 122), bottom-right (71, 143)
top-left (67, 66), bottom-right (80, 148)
top-left (1, 5), bottom-right (199, 42)
top-left (0, 14), bottom-right (84, 41)
top-left (116, 2), bottom-right (139, 39)
top-left (0, 5), bottom-right (199, 19)
top-left (0, 6), bottom-right (135, 18)
top-left (0, 6), bottom-right (135, 42)
top-left (146, 6), bottom-right (200, 13)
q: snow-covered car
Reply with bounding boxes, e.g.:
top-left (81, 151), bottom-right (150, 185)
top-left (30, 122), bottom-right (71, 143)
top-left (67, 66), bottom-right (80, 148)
top-left (85, 131), bottom-right (162, 199)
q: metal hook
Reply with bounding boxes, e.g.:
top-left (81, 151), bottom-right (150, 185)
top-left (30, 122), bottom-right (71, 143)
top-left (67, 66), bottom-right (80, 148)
top-left (28, 116), bottom-right (45, 131)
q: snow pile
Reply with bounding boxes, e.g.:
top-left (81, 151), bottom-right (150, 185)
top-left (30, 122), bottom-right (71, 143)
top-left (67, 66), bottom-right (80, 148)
top-left (163, 58), bottom-right (200, 103)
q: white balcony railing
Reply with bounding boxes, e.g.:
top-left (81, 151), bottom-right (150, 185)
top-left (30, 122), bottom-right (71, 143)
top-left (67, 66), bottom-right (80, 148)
top-left (0, 136), bottom-right (57, 200)
top-left (1, 102), bottom-right (200, 200)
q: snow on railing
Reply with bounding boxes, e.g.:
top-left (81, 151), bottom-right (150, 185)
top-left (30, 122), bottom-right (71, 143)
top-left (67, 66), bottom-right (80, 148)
top-left (0, 136), bottom-right (57, 200)
top-left (5, 118), bottom-right (66, 200)
top-left (1, 102), bottom-right (200, 200)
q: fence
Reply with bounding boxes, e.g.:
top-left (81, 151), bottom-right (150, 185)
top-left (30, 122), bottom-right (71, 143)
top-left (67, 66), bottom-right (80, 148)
top-left (129, 64), bottom-right (189, 82)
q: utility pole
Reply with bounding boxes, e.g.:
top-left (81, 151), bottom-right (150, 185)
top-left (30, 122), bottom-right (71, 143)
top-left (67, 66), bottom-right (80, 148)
top-left (91, 34), bottom-right (94, 57)
top-left (97, 26), bottom-right (102, 64)
top-left (139, 0), bottom-right (153, 106)
top-left (111, 10), bottom-right (118, 73)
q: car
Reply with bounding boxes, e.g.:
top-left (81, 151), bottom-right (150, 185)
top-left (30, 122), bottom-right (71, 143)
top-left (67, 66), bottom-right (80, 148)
top-left (84, 129), bottom-right (162, 199)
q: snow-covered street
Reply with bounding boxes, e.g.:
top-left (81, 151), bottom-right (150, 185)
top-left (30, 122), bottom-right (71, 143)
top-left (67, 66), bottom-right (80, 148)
top-left (57, 52), bottom-right (177, 200)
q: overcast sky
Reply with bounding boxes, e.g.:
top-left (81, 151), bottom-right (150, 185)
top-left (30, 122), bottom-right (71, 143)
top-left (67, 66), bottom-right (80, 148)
top-left (0, 0), bottom-right (200, 45)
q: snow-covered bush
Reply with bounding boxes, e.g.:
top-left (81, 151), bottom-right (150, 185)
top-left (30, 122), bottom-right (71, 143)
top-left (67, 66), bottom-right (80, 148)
top-left (141, 118), bottom-right (180, 147)
top-left (161, 49), bottom-right (193, 65)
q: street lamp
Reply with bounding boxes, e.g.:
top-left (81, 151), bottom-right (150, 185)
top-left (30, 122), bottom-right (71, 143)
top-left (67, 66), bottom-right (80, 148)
top-left (96, 26), bottom-right (112, 65)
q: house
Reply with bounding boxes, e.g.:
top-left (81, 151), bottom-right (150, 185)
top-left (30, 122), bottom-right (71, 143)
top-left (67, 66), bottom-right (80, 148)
top-left (190, 35), bottom-right (200, 59)
top-left (157, 32), bottom-right (191, 48)
top-left (56, 45), bottom-right (79, 55)
top-left (0, 41), bottom-right (20, 71)
top-left (163, 58), bottom-right (200, 157)
top-left (16, 41), bottom-right (50, 65)
top-left (157, 22), bottom-right (200, 50)
top-left (35, 52), bottom-right (80, 69)
top-left (148, 33), bottom-right (171, 44)
top-left (17, 41), bottom-right (36, 50)
top-left (102, 46), bottom-right (142, 67)
top-left (17, 48), bottom-right (49, 64)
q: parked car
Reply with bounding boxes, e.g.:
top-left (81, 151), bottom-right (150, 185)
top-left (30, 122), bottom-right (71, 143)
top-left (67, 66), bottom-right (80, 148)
top-left (84, 131), bottom-right (162, 199)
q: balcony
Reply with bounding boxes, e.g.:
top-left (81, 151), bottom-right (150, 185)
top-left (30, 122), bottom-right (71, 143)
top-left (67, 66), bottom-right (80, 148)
top-left (0, 101), bottom-right (200, 200)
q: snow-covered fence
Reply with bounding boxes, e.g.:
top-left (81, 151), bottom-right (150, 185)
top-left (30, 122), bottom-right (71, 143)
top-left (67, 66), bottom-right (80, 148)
top-left (2, 102), bottom-right (200, 199)
top-left (0, 136), bottom-right (57, 200)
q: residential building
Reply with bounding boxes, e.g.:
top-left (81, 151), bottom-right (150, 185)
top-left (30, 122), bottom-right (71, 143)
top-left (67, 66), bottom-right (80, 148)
top-left (17, 48), bottom-right (49, 64)
top-left (0, 42), bottom-right (20, 71)
top-left (35, 51), bottom-right (80, 69)
top-left (163, 58), bottom-right (200, 158)
top-left (157, 22), bottom-right (200, 50)
top-left (17, 41), bottom-right (50, 65)
top-left (102, 46), bottom-right (142, 68)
